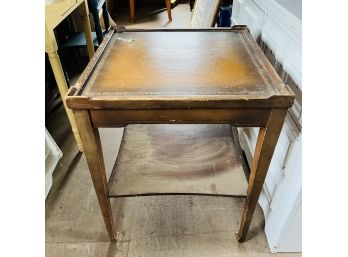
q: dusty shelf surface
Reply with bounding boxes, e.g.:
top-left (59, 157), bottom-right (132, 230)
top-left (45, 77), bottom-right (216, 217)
top-left (108, 124), bottom-right (248, 197)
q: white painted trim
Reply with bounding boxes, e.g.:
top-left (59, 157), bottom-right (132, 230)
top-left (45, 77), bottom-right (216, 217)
top-left (232, 0), bottom-right (302, 88)
top-left (233, 1), bottom-right (302, 251)
top-left (45, 128), bottom-right (63, 198)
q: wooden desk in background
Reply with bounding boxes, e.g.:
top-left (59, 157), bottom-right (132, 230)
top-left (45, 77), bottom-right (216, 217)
top-left (66, 26), bottom-right (294, 242)
top-left (45, 0), bottom-right (95, 151)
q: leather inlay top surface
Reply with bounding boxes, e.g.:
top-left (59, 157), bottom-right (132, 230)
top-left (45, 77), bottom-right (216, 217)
top-left (82, 30), bottom-right (281, 98)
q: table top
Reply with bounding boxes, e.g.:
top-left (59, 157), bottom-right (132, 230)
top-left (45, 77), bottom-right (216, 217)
top-left (67, 26), bottom-right (294, 110)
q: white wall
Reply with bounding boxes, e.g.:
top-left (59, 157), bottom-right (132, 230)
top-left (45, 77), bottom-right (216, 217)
top-left (232, 0), bottom-right (302, 252)
top-left (275, 0), bottom-right (302, 20)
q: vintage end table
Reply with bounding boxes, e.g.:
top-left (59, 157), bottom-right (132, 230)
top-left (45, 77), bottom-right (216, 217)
top-left (66, 26), bottom-right (295, 242)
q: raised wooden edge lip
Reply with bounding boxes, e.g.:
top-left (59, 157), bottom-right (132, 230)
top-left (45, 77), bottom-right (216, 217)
top-left (66, 94), bottom-right (295, 110)
top-left (241, 29), bottom-right (290, 96)
top-left (66, 25), bottom-right (295, 110)
top-left (67, 28), bottom-right (115, 98)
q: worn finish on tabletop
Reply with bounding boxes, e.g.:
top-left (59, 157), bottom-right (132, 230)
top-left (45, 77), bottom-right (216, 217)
top-left (67, 26), bottom-right (295, 243)
top-left (66, 27), bottom-right (294, 110)
top-left (84, 31), bottom-right (275, 96)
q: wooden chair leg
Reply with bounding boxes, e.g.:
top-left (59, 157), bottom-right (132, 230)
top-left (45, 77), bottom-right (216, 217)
top-left (190, 0), bottom-right (195, 12)
top-left (73, 110), bottom-right (117, 241)
top-left (236, 109), bottom-right (287, 242)
top-left (166, 0), bottom-right (172, 21)
top-left (129, 0), bottom-right (135, 23)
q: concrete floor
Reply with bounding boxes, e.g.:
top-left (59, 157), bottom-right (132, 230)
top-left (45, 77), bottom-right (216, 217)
top-left (111, 1), bottom-right (193, 29)
top-left (46, 115), bottom-right (301, 257)
top-left (45, 2), bottom-right (301, 256)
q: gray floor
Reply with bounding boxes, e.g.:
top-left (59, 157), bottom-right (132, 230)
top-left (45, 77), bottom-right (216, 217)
top-left (111, 1), bottom-right (193, 29)
top-left (46, 2), bottom-right (301, 256)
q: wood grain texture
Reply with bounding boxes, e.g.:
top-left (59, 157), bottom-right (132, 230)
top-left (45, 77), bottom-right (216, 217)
top-left (65, 27), bottom-right (295, 242)
top-left (73, 110), bottom-right (117, 241)
top-left (67, 94), bottom-right (294, 110)
top-left (83, 30), bottom-right (278, 96)
top-left (45, 127), bottom-right (301, 256)
top-left (166, 0), bottom-right (172, 21)
top-left (129, 0), bottom-right (134, 22)
top-left (236, 109), bottom-right (288, 242)
top-left (108, 124), bottom-right (248, 197)
top-left (90, 108), bottom-right (271, 127)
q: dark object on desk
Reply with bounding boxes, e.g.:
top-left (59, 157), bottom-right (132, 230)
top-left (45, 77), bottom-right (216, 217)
top-left (67, 26), bottom-right (295, 243)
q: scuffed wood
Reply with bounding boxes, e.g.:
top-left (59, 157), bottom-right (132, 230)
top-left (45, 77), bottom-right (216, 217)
top-left (66, 28), bottom-right (295, 242)
top-left (66, 27), bottom-right (295, 110)
top-left (236, 109), bottom-right (288, 242)
top-left (73, 110), bottom-right (117, 241)
top-left (90, 109), bottom-right (271, 127)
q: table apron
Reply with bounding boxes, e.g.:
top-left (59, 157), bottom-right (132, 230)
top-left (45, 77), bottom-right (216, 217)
top-left (89, 108), bottom-right (272, 128)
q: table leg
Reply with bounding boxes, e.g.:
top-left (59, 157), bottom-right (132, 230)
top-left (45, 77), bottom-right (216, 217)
top-left (166, 0), bottom-right (172, 21)
top-left (73, 110), bottom-right (117, 241)
top-left (79, 0), bottom-right (95, 59)
top-left (236, 109), bottom-right (287, 242)
top-left (129, 0), bottom-right (135, 23)
top-left (47, 51), bottom-right (84, 152)
top-left (190, 0), bottom-right (195, 11)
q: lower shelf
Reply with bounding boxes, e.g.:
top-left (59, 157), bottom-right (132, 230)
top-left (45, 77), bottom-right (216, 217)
top-left (108, 124), bottom-right (248, 198)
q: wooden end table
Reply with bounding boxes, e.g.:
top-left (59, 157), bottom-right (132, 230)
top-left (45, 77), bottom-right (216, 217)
top-left (66, 26), bottom-right (295, 242)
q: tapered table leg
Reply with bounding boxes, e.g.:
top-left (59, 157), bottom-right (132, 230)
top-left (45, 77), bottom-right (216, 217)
top-left (129, 0), bottom-right (135, 23)
top-left (73, 110), bottom-right (117, 241)
top-left (47, 51), bottom-right (83, 152)
top-left (236, 109), bottom-right (287, 242)
top-left (166, 0), bottom-right (172, 21)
